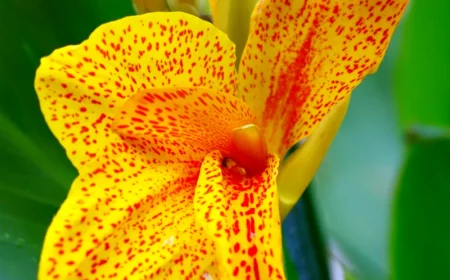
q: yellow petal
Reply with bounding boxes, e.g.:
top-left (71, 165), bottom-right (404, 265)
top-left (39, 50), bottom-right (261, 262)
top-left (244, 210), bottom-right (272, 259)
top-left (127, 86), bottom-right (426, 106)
top-left (35, 12), bottom-right (237, 170)
top-left (278, 97), bottom-right (350, 220)
top-left (194, 151), bottom-right (286, 279)
top-left (39, 83), bottom-right (264, 278)
top-left (112, 86), bottom-right (256, 162)
top-left (239, 0), bottom-right (408, 157)
top-left (38, 137), bottom-right (216, 279)
top-left (208, 0), bottom-right (258, 64)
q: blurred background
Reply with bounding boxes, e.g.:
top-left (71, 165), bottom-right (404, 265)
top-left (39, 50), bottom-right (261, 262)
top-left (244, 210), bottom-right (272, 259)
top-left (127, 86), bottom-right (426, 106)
top-left (0, 0), bottom-right (448, 279)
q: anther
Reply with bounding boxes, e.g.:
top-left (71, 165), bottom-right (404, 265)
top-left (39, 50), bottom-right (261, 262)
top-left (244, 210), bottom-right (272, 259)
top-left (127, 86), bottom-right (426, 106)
top-left (222, 158), bottom-right (247, 176)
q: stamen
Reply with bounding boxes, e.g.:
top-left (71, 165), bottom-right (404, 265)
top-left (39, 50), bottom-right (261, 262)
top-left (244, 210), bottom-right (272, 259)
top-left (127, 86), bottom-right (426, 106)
top-left (223, 158), bottom-right (247, 176)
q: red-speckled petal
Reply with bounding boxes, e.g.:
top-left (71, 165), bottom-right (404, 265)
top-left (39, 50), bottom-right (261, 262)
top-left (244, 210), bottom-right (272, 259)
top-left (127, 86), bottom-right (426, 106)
top-left (35, 12), bottom-right (237, 170)
top-left (38, 139), bottom-right (221, 279)
top-left (113, 87), bottom-right (256, 161)
top-left (194, 151), bottom-right (285, 279)
top-left (239, 0), bottom-right (408, 156)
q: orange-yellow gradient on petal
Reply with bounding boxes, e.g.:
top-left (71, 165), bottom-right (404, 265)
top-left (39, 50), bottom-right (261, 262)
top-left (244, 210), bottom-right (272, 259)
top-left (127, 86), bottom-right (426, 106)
top-left (239, 0), bottom-right (408, 157)
top-left (113, 87), bottom-right (255, 162)
top-left (34, 11), bottom-right (284, 279)
top-left (37, 83), bottom-right (268, 279)
top-left (38, 87), bottom-right (279, 279)
top-left (195, 151), bottom-right (285, 279)
top-left (35, 12), bottom-right (237, 170)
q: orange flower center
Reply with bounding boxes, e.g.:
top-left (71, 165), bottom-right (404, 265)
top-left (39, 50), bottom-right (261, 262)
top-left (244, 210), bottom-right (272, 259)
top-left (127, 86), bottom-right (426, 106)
top-left (228, 124), bottom-right (268, 175)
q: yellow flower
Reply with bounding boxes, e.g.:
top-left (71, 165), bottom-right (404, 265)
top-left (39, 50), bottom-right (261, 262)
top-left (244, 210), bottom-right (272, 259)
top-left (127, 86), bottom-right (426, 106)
top-left (34, 0), bottom-right (407, 279)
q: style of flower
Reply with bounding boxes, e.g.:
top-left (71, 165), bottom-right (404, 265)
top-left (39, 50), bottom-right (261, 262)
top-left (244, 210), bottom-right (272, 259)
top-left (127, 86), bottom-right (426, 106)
top-left (35, 0), bottom-right (407, 279)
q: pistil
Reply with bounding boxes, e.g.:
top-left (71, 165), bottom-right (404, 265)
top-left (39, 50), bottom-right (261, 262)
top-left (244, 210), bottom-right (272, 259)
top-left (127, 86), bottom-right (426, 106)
top-left (230, 124), bottom-right (268, 175)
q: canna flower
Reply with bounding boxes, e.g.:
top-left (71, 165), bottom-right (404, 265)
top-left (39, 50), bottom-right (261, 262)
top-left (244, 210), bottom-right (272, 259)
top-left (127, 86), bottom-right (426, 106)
top-left (35, 0), bottom-right (407, 279)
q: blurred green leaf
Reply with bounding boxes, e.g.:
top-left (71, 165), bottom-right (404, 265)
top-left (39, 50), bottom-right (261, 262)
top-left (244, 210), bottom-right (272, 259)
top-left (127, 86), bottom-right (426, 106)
top-left (0, 186), bottom-right (58, 279)
top-left (0, 113), bottom-right (66, 278)
top-left (395, 0), bottom-right (450, 128)
top-left (344, 269), bottom-right (357, 280)
top-left (391, 137), bottom-right (450, 280)
top-left (313, 47), bottom-right (405, 279)
top-left (0, 0), bottom-right (135, 278)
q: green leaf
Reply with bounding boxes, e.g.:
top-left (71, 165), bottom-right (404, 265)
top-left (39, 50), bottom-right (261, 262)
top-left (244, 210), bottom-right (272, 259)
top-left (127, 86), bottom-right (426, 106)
top-left (0, 186), bottom-right (58, 279)
top-left (344, 269), bottom-right (357, 280)
top-left (0, 0), bottom-right (135, 278)
top-left (391, 137), bottom-right (450, 280)
top-left (313, 50), bottom-right (405, 279)
top-left (395, 0), bottom-right (450, 128)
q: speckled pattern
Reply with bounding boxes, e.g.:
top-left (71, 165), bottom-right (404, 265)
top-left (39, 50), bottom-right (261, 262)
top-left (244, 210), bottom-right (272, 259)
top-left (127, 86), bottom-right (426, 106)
top-left (195, 152), bottom-right (283, 279)
top-left (35, 12), bottom-right (237, 170)
top-left (239, 0), bottom-right (408, 156)
top-left (113, 87), bottom-right (255, 162)
top-left (34, 0), bottom-right (407, 278)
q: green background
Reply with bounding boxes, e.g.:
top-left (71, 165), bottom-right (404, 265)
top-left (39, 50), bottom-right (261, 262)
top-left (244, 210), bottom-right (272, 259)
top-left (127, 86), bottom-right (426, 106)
top-left (0, 1), bottom-right (133, 278)
top-left (312, 0), bottom-right (450, 279)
